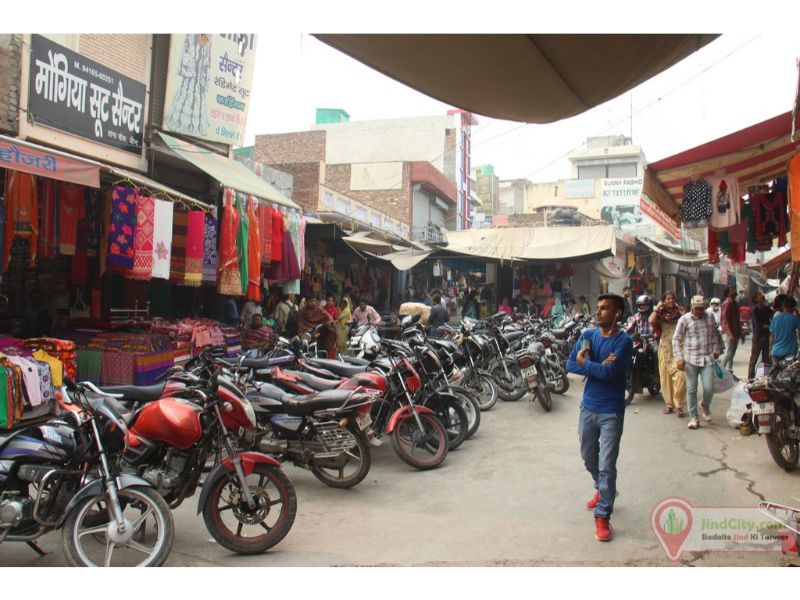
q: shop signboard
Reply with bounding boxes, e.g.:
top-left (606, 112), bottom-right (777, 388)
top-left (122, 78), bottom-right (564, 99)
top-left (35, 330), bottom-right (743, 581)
top-left (163, 34), bottom-right (257, 146)
top-left (599, 177), bottom-right (653, 237)
top-left (640, 192), bottom-right (681, 240)
top-left (0, 137), bottom-right (100, 187)
top-left (28, 34), bottom-right (146, 154)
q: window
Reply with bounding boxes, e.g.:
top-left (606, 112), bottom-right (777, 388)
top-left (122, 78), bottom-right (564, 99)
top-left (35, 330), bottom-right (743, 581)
top-left (607, 163), bottom-right (638, 178)
top-left (336, 197), bottom-right (351, 214)
top-left (322, 191), bottom-right (334, 208)
top-left (577, 162), bottom-right (638, 179)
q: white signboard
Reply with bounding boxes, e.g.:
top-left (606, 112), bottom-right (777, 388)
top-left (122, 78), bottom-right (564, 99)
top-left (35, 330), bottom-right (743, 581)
top-left (600, 177), bottom-right (652, 237)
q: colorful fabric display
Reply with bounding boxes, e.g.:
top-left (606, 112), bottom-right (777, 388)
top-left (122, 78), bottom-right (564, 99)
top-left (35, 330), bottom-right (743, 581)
top-left (245, 197), bottom-right (261, 301)
top-left (235, 193), bottom-right (249, 295)
top-left (202, 212), bottom-right (218, 284)
top-left (106, 186), bottom-right (137, 270)
top-left (151, 199), bottom-right (174, 279)
top-left (184, 210), bottom-right (205, 286)
top-left (130, 195), bottom-right (155, 280)
top-left (217, 189), bottom-right (242, 296)
top-left (58, 182), bottom-right (85, 255)
top-left (4, 171), bottom-right (38, 268)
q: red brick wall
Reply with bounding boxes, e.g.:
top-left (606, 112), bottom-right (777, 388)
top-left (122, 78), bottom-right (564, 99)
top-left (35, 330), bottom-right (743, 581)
top-left (325, 163), bottom-right (411, 224)
top-left (255, 131), bottom-right (327, 164)
top-left (259, 161), bottom-right (322, 213)
top-left (79, 34), bottom-right (149, 83)
top-left (0, 35), bottom-right (22, 135)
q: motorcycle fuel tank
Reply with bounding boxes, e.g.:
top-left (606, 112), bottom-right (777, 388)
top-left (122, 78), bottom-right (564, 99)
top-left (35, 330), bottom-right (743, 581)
top-left (130, 398), bottom-right (203, 450)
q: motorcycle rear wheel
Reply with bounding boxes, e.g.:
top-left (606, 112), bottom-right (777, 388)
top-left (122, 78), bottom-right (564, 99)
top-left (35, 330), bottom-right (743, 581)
top-left (310, 424), bottom-right (372, 488)
top-left (549, 366), bottom-right (570, 395)
top-left (491, 361), bottom-right (526, 402)
top-left (535, 383), bottom-right (552, 412)
top-left (63, 485), bottom-right (174, 567)
top-left (766, 406), bottom-right (799, 471)
top-left (390, 412), bottom-right (449, 470)
top-left (203, 463), bottom-right (297, 554)
top-left (467, 371), bottom-right (499, 409)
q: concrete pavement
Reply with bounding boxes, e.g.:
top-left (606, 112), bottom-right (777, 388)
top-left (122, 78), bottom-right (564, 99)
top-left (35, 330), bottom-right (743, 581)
top-left (2, 346), bottom-right (798, 567)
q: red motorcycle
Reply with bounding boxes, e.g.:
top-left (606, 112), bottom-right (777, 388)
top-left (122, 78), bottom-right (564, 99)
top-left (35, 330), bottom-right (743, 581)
top-left (113, 370), bottom-right (298, 554)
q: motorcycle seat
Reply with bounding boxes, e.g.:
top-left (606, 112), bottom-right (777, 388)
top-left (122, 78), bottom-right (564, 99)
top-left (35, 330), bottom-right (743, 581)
top-left (304, 358), bottom-right (367, 378)
top-left (281, 370), bottom-right (341, 392)
top-left (550, 328), bottom-right (567, 338)
top-left (241, 354), bottom-right (283, 370)
top-left (281, 389), bottom-right (356, 415)
top-left (96, 382), bottom-right (166, 405)
top-left (502, 331), bottom-right (526, 343)
top-left (339, 355), bottom-right (371, 366)
top-left (428, 338), bottom-right (458, 352)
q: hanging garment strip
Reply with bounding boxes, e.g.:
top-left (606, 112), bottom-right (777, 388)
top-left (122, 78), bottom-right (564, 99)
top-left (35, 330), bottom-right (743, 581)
top-left (151, 198), bottom-right (174, 280)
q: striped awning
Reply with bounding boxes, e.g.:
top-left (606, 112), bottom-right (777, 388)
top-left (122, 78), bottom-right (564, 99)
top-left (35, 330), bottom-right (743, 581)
top-left (645, 112), bottom-right (800, 215)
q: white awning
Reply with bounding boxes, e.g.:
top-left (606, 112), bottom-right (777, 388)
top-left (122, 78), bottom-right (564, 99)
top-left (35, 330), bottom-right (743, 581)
top-left (639, 237), bottom-right (708, 265)
top-left (442, 225), bottom-right (615, 262)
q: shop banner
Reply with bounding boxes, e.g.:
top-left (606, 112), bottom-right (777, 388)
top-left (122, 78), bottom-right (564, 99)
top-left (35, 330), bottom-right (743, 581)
top-left (163, 34), bottom-right (257, 146)
top-left (600, 177), bottom-right (652, 236)
top-left (641, 193), bottom-right (681, 240)
top-left (0, 137), bottom-right (100, 187)
top-left (28, 35), bottom-right (145, 154)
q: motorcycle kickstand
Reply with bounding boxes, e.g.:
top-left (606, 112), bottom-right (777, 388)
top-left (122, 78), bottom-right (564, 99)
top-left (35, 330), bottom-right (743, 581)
top-left (26, 540), bottom-right (49, 557)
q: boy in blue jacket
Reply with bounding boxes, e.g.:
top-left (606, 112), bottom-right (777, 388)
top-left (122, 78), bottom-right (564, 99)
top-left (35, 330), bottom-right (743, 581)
top-left (566, 294), bottom-right (632, 542)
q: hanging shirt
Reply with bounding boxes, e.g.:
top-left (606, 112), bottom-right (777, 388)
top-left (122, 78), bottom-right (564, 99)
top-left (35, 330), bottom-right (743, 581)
top-left (708, 176), bottom-right (740, 229)
top-left (681, 179), bottom-right (712, 228)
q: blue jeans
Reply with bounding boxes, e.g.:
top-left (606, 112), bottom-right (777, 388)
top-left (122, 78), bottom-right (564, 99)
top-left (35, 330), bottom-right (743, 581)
top-left (578, 408), bottom-right (625, 519)
top-left (720, 336), bottom-right (739, 372)
top-left (684, 363), bottom-right (714, 420)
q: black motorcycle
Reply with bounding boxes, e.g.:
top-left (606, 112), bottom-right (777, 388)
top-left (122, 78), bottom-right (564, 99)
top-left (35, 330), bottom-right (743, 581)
top-left (0, 380), bottom-right (174, 566)
top-left (746, 359), bottom-right (800, 471)
top-left (625, 332), bottom-right (660, 405)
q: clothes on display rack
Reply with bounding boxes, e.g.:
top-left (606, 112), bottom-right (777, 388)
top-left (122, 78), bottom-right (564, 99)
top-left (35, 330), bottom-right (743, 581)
top-left (245, 196), bottom-right (261, 302)
top-left (681, 179), bottom-right (712, 228)
top-left (259, 203), bottom-right (272, 264)
top-left (4, 171), bottom-right (38, 268)
top-left (169, 209), bottom-right (188, 283)
top-left (218, 189), bottom-right (242, 296)
top-left (185, 210), bottom-right (205, 286)
top-left (151, 198), bottom-right (174, 280)
top-left (235, 192), bottom-right (250, 295)
top-left (106, 185), bottom-right (138, 271)
top-left (130, 195), bottom-right (155, 280)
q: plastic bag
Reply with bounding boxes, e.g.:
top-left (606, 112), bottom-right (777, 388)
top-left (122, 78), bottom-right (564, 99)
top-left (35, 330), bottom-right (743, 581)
top-left (726, 381), bottom-right (750, 428)
top-left (713, 361), bottom-right (734, 394)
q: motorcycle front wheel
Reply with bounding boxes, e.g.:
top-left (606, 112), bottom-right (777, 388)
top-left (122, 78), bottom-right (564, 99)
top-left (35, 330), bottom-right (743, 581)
top-left (766, 406), bottom-right (799, 471)
top-left (448, 386), bottom-right (481, 439)
top-left (310, 424), bottom-right (372, 488)
top-left (467, 370), bottom-right (500, 409)
top-left (491, 360), bottom-right (526, 402)
top-left (390, 412), bottom-right (449, 470)
top-left (63, 485), bottom-right (174, 567)
top-left (203, 463), bottom-right (298, 554)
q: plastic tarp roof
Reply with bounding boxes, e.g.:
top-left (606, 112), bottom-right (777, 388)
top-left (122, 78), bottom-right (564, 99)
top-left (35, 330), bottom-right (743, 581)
top-left (155, 131), bottom-right (299, 209)
top-left (441, 226), bottom-right (615, 262)
top-left (314, 34), bottom-right (717, 124)
top-left (639, 237), bottom-right (708, 265)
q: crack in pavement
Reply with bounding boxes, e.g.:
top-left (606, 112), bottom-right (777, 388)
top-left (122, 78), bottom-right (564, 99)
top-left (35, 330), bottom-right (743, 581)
top-left (685, 430), bottom-right (766, 502)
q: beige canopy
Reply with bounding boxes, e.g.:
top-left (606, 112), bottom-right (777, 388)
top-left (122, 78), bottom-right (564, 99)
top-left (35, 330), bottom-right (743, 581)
top-left (442, 226), bottom-right (615, 262)
top-left (314, 34), bottom-right (717, 123)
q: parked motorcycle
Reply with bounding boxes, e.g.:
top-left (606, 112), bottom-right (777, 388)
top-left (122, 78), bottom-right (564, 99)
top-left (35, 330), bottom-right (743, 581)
top-left (745, 359), bottom-right (800, 471)
top-left (625, 333), bottom-right (660, 405)
top-left (514, 340), bottom-right (553, 411)
top-left (0, 380), bottom-right (174, 566)
top-left (120, 370), bottom-right (298, 554)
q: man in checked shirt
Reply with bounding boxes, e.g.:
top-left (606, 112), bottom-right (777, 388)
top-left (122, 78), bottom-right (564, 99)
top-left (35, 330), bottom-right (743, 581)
top-left (673, 295), bottom-right (724, 430)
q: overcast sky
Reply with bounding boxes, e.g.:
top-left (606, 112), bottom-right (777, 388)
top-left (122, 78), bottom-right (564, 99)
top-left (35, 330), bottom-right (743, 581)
top-left (245, 32), bottom-right (800, 183)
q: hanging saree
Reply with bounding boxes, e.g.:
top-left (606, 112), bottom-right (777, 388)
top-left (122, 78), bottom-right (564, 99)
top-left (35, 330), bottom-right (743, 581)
top-left (4, 171), bottom-right (38, 268)
top-left (152, 199), bottom-right (174, 280)
top-left (170, 210), bottom-right (188, 283)
top-left (270, 206), bottom-right (283, 262)
top-left (259, 203), bottom-right (272, 264)
top-left (106, 185), bottom-right (137, 271)
top-left (235, 193), bottom-right (249, 295)
top-left (58, 182), bottom-right (85, 255)
top-left (130, 195), bottom-right (155, 280)
top-left (245, 196), bottom-right (261, 301)
top-left (217, 189), bottom-right (242, 296)
top-left (184, 210), bottom-right (205, 286)
top-left (202, 212), bottom-right (218, 284)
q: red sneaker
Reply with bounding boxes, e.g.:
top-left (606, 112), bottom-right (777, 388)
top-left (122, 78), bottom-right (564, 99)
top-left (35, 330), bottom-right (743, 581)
top-left (595, 517), bottom-right (613, 542)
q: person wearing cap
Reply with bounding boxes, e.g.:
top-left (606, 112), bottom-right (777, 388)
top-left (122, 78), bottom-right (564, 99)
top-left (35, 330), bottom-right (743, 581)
top-left (672, 295), bottom-right (724, 430)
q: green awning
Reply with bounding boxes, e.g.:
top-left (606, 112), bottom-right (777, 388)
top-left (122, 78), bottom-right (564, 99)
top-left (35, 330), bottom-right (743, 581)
top-left (155, 131), bottom-right (299, 209)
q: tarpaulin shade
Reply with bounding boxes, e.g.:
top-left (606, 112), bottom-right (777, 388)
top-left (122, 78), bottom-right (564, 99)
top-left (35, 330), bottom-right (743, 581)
top-left (646, 112), bottom-right (800, 210)
top-left (373, 249), bottom-right (432, 271)
top-left (155, 131), bottom-right (300, 209)
top-left (761, 248), bottom-right (792, 276)
top-left (442, 226), bottom-right (615, 262)
top-left (314, 34), bottom-right (717, 124)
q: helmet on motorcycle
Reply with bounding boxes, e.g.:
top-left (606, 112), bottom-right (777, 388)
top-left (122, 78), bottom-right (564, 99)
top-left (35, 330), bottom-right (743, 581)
top-left (636, 295), bottom-right (652, 312)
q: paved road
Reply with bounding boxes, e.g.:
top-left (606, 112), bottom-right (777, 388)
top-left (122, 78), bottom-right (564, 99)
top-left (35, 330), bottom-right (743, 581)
top-left (2, 349), bottom-right (798, 567)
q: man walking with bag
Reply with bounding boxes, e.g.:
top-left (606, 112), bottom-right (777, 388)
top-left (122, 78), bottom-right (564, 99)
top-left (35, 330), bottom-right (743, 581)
top-left (566, 294), bottom-right (633, 542)
top-left (673, 295), bottom-right (724, 430)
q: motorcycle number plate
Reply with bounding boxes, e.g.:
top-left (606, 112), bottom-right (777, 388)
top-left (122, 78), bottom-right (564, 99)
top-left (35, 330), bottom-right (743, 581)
top-left (522, 366), bottom-right (537, 380)
top-left (751, 402), bottom-right (774, 415)
top-left (356, 413), bottom-right (372, 431)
